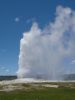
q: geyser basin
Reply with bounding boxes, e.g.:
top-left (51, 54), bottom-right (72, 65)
top-left (17, 6), bottom-right (75, 80)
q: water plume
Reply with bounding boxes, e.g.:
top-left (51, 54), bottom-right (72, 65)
top-left (17, 6), bottom-right (75, 80)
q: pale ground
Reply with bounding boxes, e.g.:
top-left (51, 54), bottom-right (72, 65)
top-left (0, 78), bottom-right (75, 92)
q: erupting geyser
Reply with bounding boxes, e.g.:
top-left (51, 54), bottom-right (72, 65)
top-left (17, 6), bottom-right (75, 80)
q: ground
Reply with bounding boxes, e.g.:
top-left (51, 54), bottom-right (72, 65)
top-left (0, 80), bottom-right (75, 100)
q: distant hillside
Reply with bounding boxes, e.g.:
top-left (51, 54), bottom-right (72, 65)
top-left (64, 74), bottom-right (75, 80)
top-left (0, 76), bottom-right (17, 81)
top-left (0, 74), bottom-right (75, 81)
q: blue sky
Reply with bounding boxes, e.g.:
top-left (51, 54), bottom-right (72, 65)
top-left (0, 0), bottom-right (75, 76)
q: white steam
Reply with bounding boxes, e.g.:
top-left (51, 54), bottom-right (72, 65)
top-left (17, 6), bottom-right (75, 80)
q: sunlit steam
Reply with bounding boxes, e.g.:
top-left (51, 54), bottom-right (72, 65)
top-left (17, 6), bottom-right (75, 80)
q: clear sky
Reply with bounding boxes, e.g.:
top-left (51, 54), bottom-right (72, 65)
top-left (0, 0), bottom-right (75, 76)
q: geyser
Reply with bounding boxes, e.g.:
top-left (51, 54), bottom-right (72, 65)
top-left (17, 6), bottom-right (75, 80)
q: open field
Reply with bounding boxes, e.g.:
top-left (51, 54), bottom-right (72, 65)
top-left (0, 80), bottom-right (75, 100)
top-left (0, 87), bottom-right (75, 100)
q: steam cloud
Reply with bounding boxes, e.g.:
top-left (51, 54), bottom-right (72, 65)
top-left (17, 6), bottom-right (75, 80)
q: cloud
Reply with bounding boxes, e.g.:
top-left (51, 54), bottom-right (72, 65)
top-left (5, 69), bottom-right (9, 73)
top-left (71, 60), bottom-right (75, 64)
top-left (17, 6), bottom-right (75, 80)
top-left (2, 49), bottom-right (6, 52)
top-left (15, 17), bottom-right (20, 22)
top-left (0, 66), bottom-right (5, 70)
top-left (1, 67), bottom-right (5, 70)
top-left (0, 49), bottom-right (6, 53)
top-left (26, 18), bottom-right (36, 24)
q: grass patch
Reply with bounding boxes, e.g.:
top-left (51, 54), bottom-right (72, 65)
top-left (0, 87), bottom-right (75, 100)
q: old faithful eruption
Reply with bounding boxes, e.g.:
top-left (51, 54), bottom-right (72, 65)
top-left (17, 6), bottom-right (75, 80)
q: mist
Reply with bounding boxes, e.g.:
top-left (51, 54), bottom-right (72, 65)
top-left (17, 6), bottom-right (75, 80)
